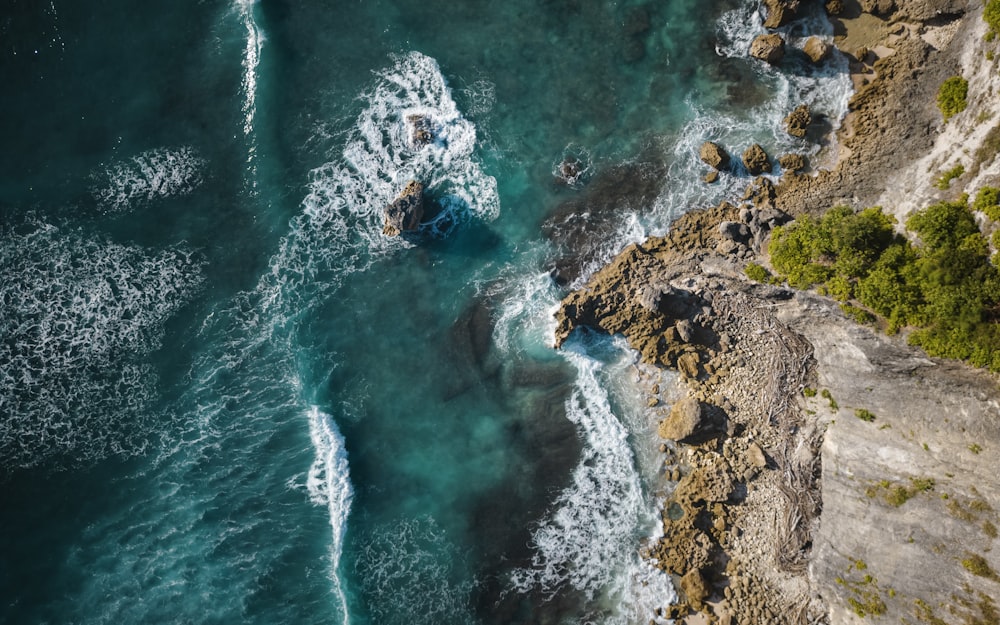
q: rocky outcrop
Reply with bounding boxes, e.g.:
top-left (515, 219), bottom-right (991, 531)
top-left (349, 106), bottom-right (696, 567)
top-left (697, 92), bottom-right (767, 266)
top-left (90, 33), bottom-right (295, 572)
top-left (783, 105), bottom-right (811, 138)
top-left (699, 141), bottom-right (730, 170)
top-left (778, 153), bottom-right (806, 172)
top-left (382, 180), bottom-right (424, 236)
top-left (803, 37), bottom-right (831, 63)
top-left (762, 0), bottom-right (800, 28)
top-left (741, 144), bottom-right (771, 175)
top-left (749, 34), bottom-right (785, 64)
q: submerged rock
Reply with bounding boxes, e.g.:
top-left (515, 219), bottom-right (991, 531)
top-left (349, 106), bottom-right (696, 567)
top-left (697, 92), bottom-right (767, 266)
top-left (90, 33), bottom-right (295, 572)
top-left (784, 104), bottom-right (811, 138)
top-left (749, 34), bottom-right (785, 64)
top-left (699, 141), bottom-right (730, 170)
top-left (405, 114), bottom-right (435, 148)
top-left (382, 180), bottom-right (425, 236)
top-left (741, 144), bottom-right (772, 175)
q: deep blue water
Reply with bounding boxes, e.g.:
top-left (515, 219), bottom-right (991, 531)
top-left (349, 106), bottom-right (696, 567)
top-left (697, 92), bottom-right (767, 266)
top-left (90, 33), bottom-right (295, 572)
top-left (0, 1), bottom-right (850, 623)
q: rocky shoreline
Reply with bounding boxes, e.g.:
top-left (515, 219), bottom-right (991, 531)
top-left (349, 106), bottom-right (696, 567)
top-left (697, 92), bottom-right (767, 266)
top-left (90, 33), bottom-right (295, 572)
top-left (552, 0), bottom-right (1000, 623)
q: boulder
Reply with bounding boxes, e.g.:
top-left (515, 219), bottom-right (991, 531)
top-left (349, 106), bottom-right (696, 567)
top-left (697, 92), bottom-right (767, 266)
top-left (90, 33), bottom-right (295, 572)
top-left (405, 114), bottom-right (435, 148)
top-left (659, 396), bottom-right (704, 441)
top-left (783, 104), bottom-right (811, 138)
top-left (803, 37), bottom-right (831, 63)
top-left (556, 156), bottom-right (583, 185)
top-left (681, 569), bottom-right (710, 610)
top-left (382, 180), bottom-right (425, 236)
top-left (749, 33), bottom-right (785, 64)
top-left (704, 170), bottom-right (719, 184)
top-left (741, 144), bottom-right (772, 175)
top-left (825, 0), bottom-right (844, 14)
top-left (719, 221), bottom-right (751, 243)
top-left (762, 0), bottom-right (801, 27)
top-left (779, 153), bottom-right (806, 172)
top-left (699, 141), bottom-right (730, 170)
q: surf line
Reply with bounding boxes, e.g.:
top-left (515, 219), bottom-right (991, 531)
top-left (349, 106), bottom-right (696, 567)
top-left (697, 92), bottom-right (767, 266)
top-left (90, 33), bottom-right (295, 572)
top-left (307, 407), bottom-right (354, 625)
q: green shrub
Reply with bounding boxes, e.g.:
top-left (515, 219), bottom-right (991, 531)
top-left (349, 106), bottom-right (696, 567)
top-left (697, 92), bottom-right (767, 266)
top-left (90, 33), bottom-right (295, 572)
top-left (986, 0), bottom-right (1000, 35)
top-left (974, 186), bottom-right (1000, 221)
top-left (962, 554), bottom-right (996, 578)
top-left (937, 76), bottom-right (969, 120)
top-left (855, 408), bottom-right (876, 422)
top-left (934, 164), bottom-right (965, 190)
top-left (745, 262), bottom-right (775, 283)
top-left (803, 387), bottom-right (817, 397)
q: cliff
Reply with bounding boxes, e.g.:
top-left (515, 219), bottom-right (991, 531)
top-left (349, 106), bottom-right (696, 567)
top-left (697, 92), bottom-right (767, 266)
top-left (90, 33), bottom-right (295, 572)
top-left (551, 0), bottom-right (1000, 622)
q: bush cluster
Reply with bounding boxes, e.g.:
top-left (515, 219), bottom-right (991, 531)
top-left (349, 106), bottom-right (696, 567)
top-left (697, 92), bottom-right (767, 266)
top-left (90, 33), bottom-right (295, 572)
top-left (767, 201), bottom-right (1000, 370)
top-left (974, 186), bottom-right (1000, 221)
top-left (987, 0), bottom-right (1000, 36)
top-left (937, 76), bottom-right (968, 120)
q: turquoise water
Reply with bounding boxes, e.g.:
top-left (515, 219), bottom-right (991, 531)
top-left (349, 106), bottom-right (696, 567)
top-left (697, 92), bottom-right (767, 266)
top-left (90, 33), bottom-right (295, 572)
top-left (0, 1), bottom-right (850, 623)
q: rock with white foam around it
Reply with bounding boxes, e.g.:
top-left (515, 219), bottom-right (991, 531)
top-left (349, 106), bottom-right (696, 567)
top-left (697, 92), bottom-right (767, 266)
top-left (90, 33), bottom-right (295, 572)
top-left (382, 180), bottom-right (425, 237)
top-left (405, 114), bottom-right (435, 149)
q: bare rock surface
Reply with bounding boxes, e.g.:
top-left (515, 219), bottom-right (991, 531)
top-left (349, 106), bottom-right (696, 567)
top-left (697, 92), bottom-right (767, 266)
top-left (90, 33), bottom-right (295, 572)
top-left (741, 144), bottom-right (772, 175)
top-left (749, 33), bottom-right (785, 64)
top-left (699, 141), bottom-right (730, 170)
top-left (382, 180), bottom-right (424, 236)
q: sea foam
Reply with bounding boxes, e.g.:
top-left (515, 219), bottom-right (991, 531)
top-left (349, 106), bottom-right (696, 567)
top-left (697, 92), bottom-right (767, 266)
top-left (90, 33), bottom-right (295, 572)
top-left (0, 218), bottom-right (204, 470)
top-left (510, 344), bottom-right (675, 623)
top-left (91, 146), bottom-right (206, 214)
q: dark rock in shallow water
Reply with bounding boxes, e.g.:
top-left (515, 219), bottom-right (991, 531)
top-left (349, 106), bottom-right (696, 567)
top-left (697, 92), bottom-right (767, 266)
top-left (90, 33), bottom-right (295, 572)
top-left (741, 144), bottom-right (772, 175)
top-left (405, 114), bottom-right (435, 148)
top-left (555, 156), bottom-right (584, 186)
top-left (382, 180), bottom-right (424, 237)
top-left (699, 141), bottom-right (730, 170)
top-left (749, 33), bottom-right (785, 64)
top-left (542, 160), bottom-right (666, 286)
top-left (783, 104), bottom-right (811, 138)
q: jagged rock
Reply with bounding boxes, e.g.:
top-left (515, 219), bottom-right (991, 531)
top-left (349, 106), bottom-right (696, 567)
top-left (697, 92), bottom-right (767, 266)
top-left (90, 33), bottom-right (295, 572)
top-left (741, 144), bottom-right (772, 175)
top-left (700, 141), bottom-right (730, 170)
top-left (825, 0), bottom-right (844, 13)
top-left (405, 114), bottom-right (435, 148)
top-left (779, 153), bottom-right (806, 172)
top-left (659, 396), bottom-right (704, 441)
top-left (803, 37), bottom-right (831, 63)
top-left (749, 34), bottom-right (785, 64)
top-left (677, 351), bottom-right (700, 379)
top-left (784, 104), bottom-right (811, 138)
top-left (382, 180), bottom-right (425, 236)
top-left (681, 569), bottom-right (710, 610)
top-left (704, 170), bottom-right (719, 184)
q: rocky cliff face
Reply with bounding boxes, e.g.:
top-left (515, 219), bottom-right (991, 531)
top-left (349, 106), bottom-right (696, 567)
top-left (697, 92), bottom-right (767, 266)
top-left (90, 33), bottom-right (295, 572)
top-left (551, 2), bottom-right (1000, 622)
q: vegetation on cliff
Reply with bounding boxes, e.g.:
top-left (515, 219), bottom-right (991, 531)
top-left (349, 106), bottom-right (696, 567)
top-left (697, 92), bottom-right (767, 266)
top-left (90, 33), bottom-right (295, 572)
top-left (762, 201), bottom-right (1000, 371)
top-left (937, 76), bottom-right (969, 120)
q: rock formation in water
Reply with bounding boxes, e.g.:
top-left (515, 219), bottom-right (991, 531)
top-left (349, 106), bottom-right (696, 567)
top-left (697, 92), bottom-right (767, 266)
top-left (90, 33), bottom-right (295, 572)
top-left (783, 104), bottom-right (811, 138)
top-left (803, 36), bottom-right (831, 63)
top-left (741, 144), bottom-right (772, 175)
top-left (763, 0), bottom-right (801, 27)
top-left (405, 114), bottom-right (435, 148)
top-left (699, 141), bottom-right (730, 170)
top-left (382, 180), bottom-right (424, 236)
top-left (749, 33), bottom-right (785, 64)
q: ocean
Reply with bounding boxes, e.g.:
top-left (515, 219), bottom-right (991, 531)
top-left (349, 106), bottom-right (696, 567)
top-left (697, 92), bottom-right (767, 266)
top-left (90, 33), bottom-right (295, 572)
top-left (0, 1), bottom-right (850, 623)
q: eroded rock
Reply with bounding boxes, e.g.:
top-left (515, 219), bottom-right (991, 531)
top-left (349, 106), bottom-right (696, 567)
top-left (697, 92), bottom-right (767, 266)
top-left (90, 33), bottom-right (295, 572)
top-left (700, 141), bottom-right (730, 170)
top-left (784, 104), bottom-right (811, 138)
top-left (803, 37), bottom-right (831, 63)
top-left (762, 0), bottom-right (801, 27)
top-left (659, 396), bottom-right (704, 441)
top-left (779, 153), bottom-right (806, 172)
top-left (741, 144), bottom-right (772, 175)
top-left (405, 114), bottom-right (435, 148)
top-left (749, 34), bottom-right (785, 64)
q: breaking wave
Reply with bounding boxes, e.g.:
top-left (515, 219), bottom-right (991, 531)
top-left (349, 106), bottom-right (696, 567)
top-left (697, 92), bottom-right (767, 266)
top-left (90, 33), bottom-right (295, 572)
top-left (90, 146), bottom-right (206, 214)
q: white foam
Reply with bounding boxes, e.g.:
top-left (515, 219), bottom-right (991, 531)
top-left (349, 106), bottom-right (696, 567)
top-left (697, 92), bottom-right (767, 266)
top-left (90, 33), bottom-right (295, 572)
top-left (91, 146), bottom-right (206, 214)
top-left (234, 0), bottom-right (264, 138)
top-left (510, 344), bottom-right (676, 622)
top-left (307, 406), bottom-right (354, 625)
top-left (0, 218), bottom-right (205, 469)
top-left (653, 0), bottom-right (852, 222)
top-left (354, 516), bottom-right (476, 625)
